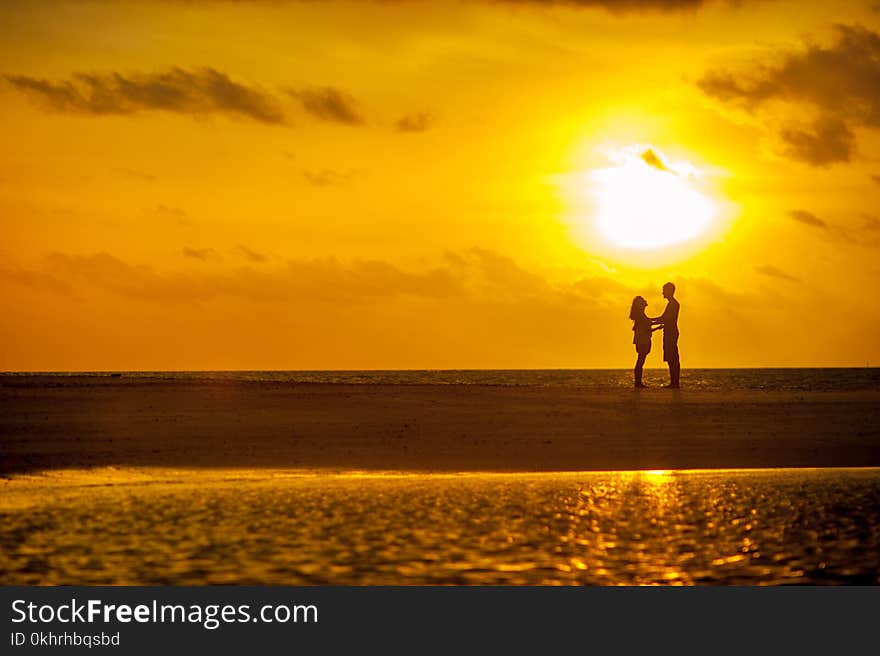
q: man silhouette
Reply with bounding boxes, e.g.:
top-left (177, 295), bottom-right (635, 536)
top-left (653, 282), bottom-right (680, 388)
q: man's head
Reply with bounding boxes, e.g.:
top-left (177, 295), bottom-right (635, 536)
top-left (662, 282), bottom-right (676, 299)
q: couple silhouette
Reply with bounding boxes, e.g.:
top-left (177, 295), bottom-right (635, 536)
top-left (629, 282), bottom-right (680, 389)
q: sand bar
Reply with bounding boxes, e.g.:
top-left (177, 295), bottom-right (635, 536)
top-left (1, 377), bottom-right (879, 474)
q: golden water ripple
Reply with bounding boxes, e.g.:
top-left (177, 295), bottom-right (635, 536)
top-left (1, 468), bottom-right (878, 585)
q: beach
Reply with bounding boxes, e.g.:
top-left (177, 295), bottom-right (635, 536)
top-left (2, 373), bottom-right (880, 585)
top-left (2, 374), bottom-right (879, 474)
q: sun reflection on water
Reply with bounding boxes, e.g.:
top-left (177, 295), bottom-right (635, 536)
top-left (1, 468), bottom-right (877, 585)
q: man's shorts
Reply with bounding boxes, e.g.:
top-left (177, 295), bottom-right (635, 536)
top-left (663, 335), bottom-right (679, 363)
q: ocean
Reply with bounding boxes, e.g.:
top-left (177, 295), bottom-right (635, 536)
top-left (4, 367), bottom-right (880, 391)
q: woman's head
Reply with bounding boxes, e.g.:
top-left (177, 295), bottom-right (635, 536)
top-left (629, 295), bottom-right (647, 320)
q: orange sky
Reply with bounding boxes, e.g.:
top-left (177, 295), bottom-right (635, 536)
top-left (2, 0), bottom-right (879, 369)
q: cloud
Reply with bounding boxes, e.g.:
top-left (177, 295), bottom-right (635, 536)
top-left (158, 0), bottom-right (744, 13)
top-left (5, 67), bottom-right (286, 124)
top-left (755, 265), bottom-right (800, 283)
top-left (182, 247), bottom-right (218, 261)
top-left (697, 25), bottom-right (880, 117)
top-left (7, 247), bottom-right (618, 309)
top-left (499, 0), bottom-right (720, 12)
top-left (684, 276), bottom-right (759, 308)
top-left (112, 168), bottom-right (156, 182)
top-left (157, 204), bottom-right (188, 218)
top-left (778, 117), bottom-right (856, 167)
top-left (235, 245), bottom-right (268, 263)
top-left (782, 210), bottom-right (880, 247)
top-left (863, 214), bottom-right (880, 232)
top-left (157, 204), bottom-right (190, 225)
top-left (302, 169), bottom-right (355, 187)
top-left (395, 112), bottom-right (433, 133)
top-left (3, 241), bottom-right (863, 369)
top-left (639, 148), bottom-right (671, 172)
top-left (872, 174), bottom-right (880, 185)
top-left (697, 24), bottom-right (880, 166)
top-left (3, 247), bottom-right (817, 369)
top-left (0, 267), bottom-right (71, 295)
top-left (0, 248), bottom-right (792, 335)
top-left (288, 87), bottom-right (364, 125)
top-left (847, 214), bottom-right (880, 247)
top-left (787, 209), bottom-right (828, 229)
top-left (31, 251), bottom-right (461, 304)
top-left (443, 248), bottom-right (551, 301)
top-left (444, 248), bottom-right (630, 308)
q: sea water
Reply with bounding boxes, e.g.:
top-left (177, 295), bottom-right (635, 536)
top-left (2, 468), bottom-right (878, 585)
top-left (4, 367), bottom-right (880, 391)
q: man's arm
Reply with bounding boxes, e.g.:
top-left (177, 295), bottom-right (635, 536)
top-left (652, 303), bottom-right (670, 325)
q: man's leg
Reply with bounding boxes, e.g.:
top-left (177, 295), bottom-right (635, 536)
top-left (664, 337), bottom-right (680, 388)
top-left (669, 357), bottom-right (680, 387)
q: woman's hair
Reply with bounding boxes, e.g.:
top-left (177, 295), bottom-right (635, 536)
top-left (629, 295), bottom-right (647, 321)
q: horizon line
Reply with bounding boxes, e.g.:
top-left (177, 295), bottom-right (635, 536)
top-left (2, 366), bottom-right (878, 374)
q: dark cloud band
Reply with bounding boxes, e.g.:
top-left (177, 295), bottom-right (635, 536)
top-left (787, 210), bottom-right (828, 229)
top-left (288, 87), bottom-right (364, 125)
top-left (5, 67), bottom-right (286, 124)
top-left (698, 25), bottom-right (880, 166)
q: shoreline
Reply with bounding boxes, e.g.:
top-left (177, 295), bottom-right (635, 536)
top-left (4, 464), bottom-right (879, 512)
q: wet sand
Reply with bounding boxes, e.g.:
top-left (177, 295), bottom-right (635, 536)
top-left (2, 377), bottom-right (879, 474)
top-left (2, 467), bottom-right (878, 584)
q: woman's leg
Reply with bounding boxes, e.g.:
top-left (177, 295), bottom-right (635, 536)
top-left (634, 352), bottom-right (647, 386)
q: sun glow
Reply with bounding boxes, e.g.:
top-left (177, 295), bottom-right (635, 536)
top-left (592, 146), bottom-right (717, 250)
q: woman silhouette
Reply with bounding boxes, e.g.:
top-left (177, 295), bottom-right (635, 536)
top-left (629, 296), bottom-right (661, 388)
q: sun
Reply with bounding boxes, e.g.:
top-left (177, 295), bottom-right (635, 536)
top-left (591, 146), bottom-right (717, 250)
